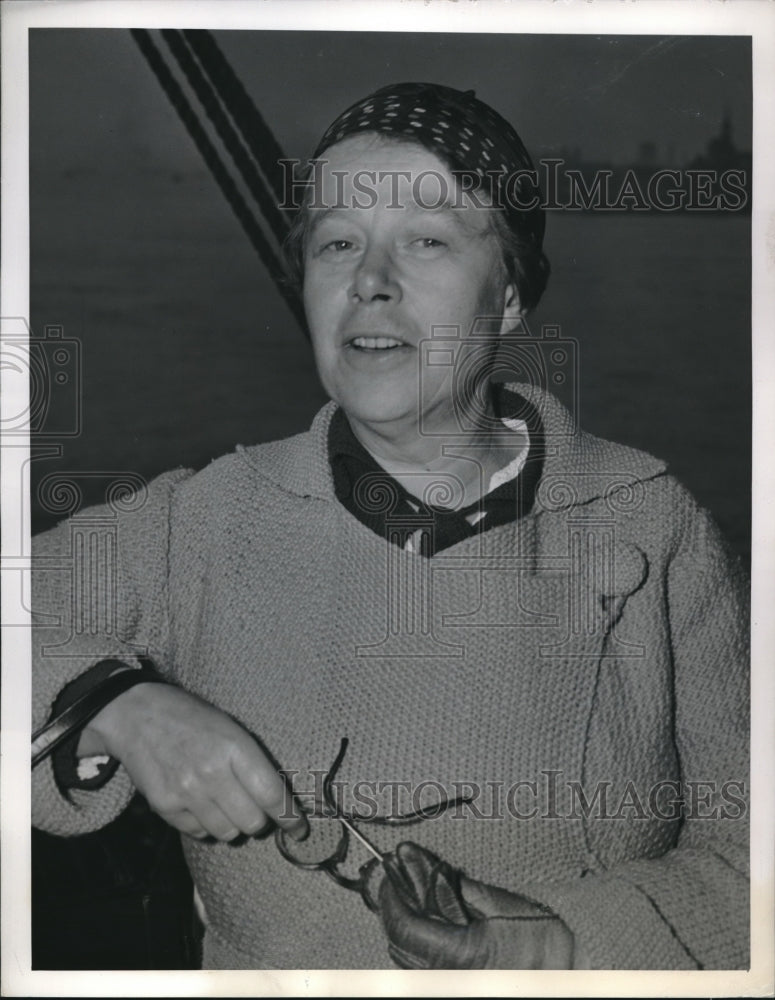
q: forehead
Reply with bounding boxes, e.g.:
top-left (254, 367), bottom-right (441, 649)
top-left (318, 132), bottom-right (449, 173)
top-left (310, 132), bottom-right (494, 225)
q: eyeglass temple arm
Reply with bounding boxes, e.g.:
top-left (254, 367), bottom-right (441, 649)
top-left (324, 737), bottom-right (475, 826)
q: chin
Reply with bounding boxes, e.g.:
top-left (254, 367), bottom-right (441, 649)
top-left (336, 393), bottom-right (417, 429)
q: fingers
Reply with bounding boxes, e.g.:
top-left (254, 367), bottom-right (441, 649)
top-left (386, 842), bottom-right (436, 910)
top-left (160, 802), bottom-right (243, 842)
top-left (232, 752), bottom-right (308, 842)
top-left (96, 683), bottom-right (309, 843)
top-left (193, 800), bottom-right (247, 842)
top-left (167, 810), bottom-right (209, 840)
top-left (217, 774), bottom-right (274, 837)
top-left (387, 841), bottom-right (470, 925)
top-left (379, 874), bottom-right (467, 970)
top-left (460, 875), bottom-right (554, 920)
top-left (148, 740), bottom-right (307, 843)
top-left (157, 754), bottom-right (299, 842)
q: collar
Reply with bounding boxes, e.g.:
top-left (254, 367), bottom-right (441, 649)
top-left (327, 388), bottom-right (531, 500)
top-left (236, 383), bottom-right (667, 510)
top-left (327, 391), bottom-right (541, 549)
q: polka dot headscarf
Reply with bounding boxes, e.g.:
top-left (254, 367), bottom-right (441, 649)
top-left (312, 81), bottom-right (547, 264)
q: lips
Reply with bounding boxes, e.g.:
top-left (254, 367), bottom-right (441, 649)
top-left (348, 335), bottom-right (408, 351)
top-left (343, 327), bottom-right (414, 353)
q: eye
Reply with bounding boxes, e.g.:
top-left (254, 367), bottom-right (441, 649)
top-left (413, 237), bottom-right (445, 249)
top-left (322, 239), bottom-right (355, 253)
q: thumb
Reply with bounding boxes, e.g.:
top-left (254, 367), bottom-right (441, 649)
top-left (379, 873), bottom-right (471, 970)
top-left (460, 876), bottom-right (556, 920)
top-left (386, 841), bottom-right (442, 911)
top-left (388, 841), bottom-right (470, 924)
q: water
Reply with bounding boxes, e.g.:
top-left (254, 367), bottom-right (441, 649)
top-left (30, 167), bottom-right (750, 561)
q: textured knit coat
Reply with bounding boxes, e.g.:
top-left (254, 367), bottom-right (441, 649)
top-left (31, 384), bottom-right (750, 970)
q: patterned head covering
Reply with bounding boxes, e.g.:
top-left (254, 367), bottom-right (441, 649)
top-left (312, 81), bottom-right (546, 261)
top-left (306, 83), bottom-right (549, 310)
top-left (284, 82), bottom-right (550, 312)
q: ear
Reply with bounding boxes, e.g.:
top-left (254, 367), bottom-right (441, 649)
top-left (499, 282), bottom-right (523, 335)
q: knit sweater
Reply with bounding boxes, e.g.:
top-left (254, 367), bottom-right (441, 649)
top-left (31, 384), bottom-right (749, 970)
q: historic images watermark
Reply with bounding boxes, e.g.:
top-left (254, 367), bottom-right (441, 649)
top-left (279, 769), bottom-right (747, 824)
top-left (2, 317), bottom-right (149, 648)
top-left (279, 158), bottom-right (749, 213)
top-left (1, 319), bottom-right (82, 439)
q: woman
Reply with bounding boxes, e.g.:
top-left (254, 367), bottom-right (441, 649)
top-left (31, 83), bottom-right (749, 970)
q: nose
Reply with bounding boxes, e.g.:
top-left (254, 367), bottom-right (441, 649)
top-left (350, 245), bottom-right (402, 304)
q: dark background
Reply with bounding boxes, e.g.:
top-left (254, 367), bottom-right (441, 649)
top-left (29, 29), bottom-right (752, 968)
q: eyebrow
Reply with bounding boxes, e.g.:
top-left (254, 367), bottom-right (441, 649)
top-left (306, 198), bottom-right (491, 237)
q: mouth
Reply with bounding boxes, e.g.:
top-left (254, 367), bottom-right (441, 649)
top-left (345, 335), bottom-right (411, 352)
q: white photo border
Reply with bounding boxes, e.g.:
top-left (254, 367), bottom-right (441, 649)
top-left (2, 1), bottom-right (773, 996)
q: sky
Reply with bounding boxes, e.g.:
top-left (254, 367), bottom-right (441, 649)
top-left (30, 29), bottom-right (751, 175)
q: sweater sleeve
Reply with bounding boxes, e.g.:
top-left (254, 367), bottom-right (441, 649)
top-left (515, 496), bottom-right (750, 970)
top-left (31, 467), bottom-right (194, 836)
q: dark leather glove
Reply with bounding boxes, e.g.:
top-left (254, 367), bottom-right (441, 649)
top-left (377, 841), bottom-right (581, 969)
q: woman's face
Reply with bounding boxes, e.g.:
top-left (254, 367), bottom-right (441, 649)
top-left (302, 134), bottom-right (519, 439)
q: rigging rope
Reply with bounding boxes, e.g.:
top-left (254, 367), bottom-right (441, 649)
top-left (181, 30), bottom-right (289, 207)
top-left (160, 29), bottom-right (291, 249)
top-left (130, 29), bottom-right (306, 332)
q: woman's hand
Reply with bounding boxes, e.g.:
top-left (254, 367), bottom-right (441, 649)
top-left (77, 682), bottom-right (308, 843)
top-left (377, 842), bottom-right (582, 969)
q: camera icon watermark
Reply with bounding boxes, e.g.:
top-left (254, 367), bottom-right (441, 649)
top-left (418, 319), bottom-right (578, 440)
top-left (1, 318), bottom-right (82, 437)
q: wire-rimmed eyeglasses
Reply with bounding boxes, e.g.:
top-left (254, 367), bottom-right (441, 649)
top-left (274, 737), bottom-right (472, 909)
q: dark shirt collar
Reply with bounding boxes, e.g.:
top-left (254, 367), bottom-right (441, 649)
top-left (328, 385), bottom-right (544, 555)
